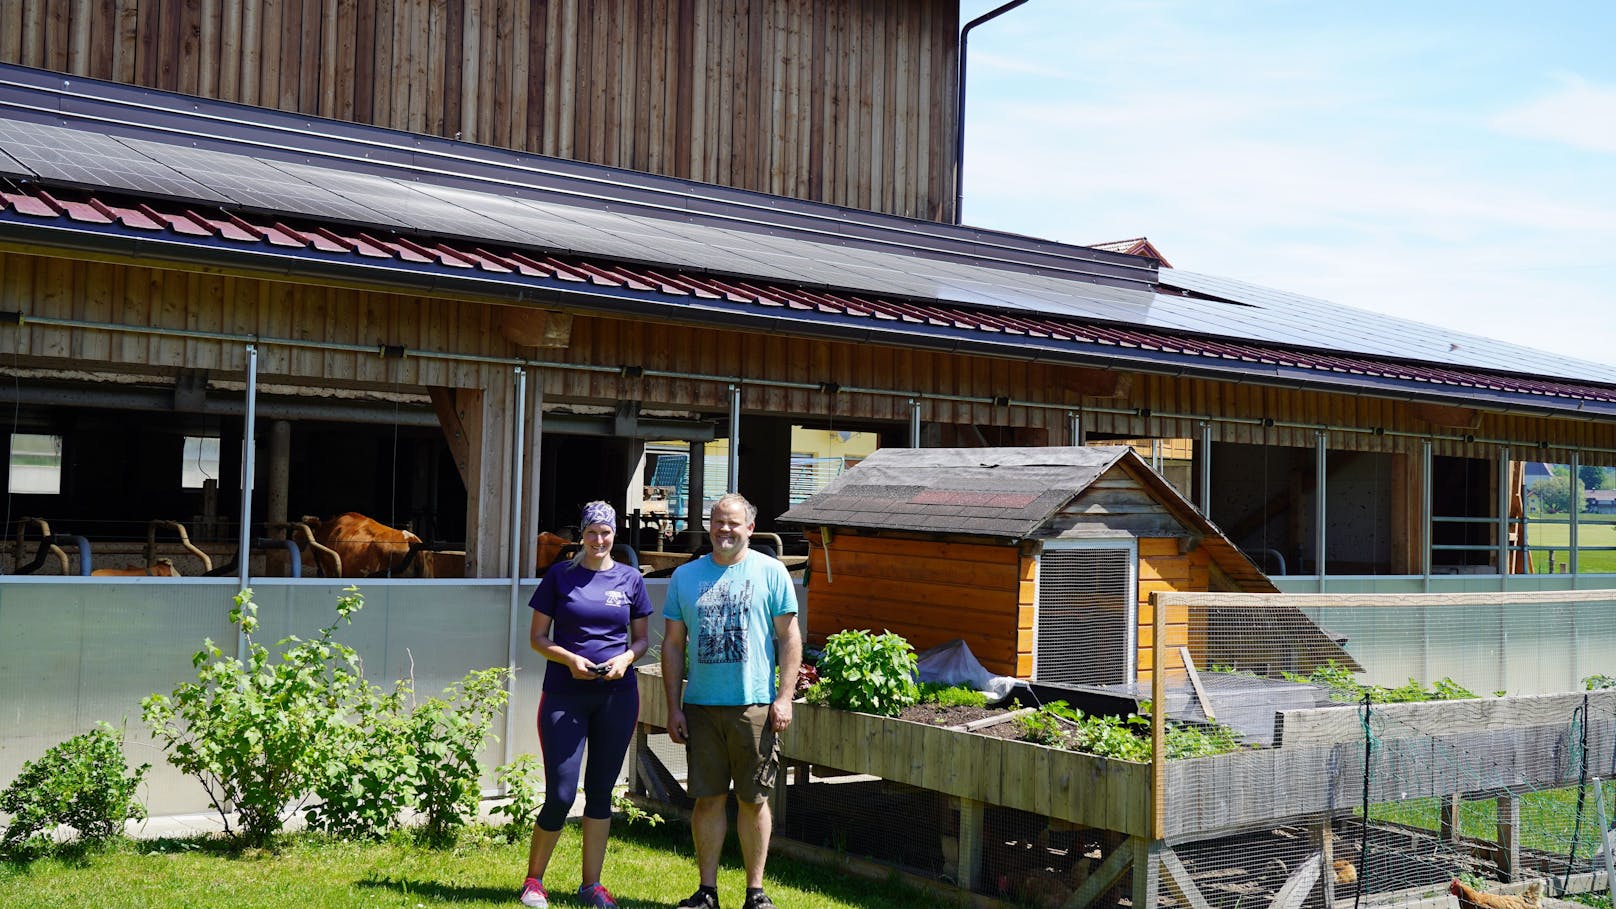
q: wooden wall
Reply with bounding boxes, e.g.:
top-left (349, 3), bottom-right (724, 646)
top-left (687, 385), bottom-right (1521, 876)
top-left (1136, 537), bottom-right (1204, 684)
top-left (804, 532), bottom-right (1028, 678)
top-left (0, 0), bottom-right (961, 221)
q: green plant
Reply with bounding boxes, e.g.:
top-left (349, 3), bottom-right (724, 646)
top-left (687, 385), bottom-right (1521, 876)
top-left (812, 629), bottom-right (919, 717)
top-left (305, 681), bottom-right (417, 840)
top-left (1586, 674), bottom-right (1616, 691)
top-left (1012, 700), bottom-right (1242, 761)
top-left (491, 753), bottom-right (545, 834)
top-left (1281, 661), bottom-right (1479, 704)
top-left (611, 788), bottom-right (665, 827)
top-left (916, 682), bottom-right (988, 708)
top-left (407, 666), bottom-right (510, 846)
top-left (142, 588), bottom-right (368, 845)
top-left (0, 722), bottom-right (149, 853)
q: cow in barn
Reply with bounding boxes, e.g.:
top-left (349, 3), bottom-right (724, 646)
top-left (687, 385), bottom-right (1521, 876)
top-left (91, 558), bottom-right (180, 576)
top-left (301, 513), bottom-right (423, 578)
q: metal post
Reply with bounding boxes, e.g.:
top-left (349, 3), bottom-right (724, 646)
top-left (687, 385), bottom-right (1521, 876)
top-left (1198, 421), bottom-right (1212, 516)
top-left (726, 383), bottom-right (741, 494)
top-left (1068, 410), bottom-right (1084, 447)
top-left (908, 397), bottom-right (922, 448)
top-left (687, 441), bottom-right (707, 536)
top-left (505, 367), bottom-right (527, 772)
top-left (1316, 430), bottom-right (1328, 591)
top-left (1570, 451), bottom-right (1581, 577)
top-left (1497, 447), bottom-right (1511, 578)
top-left (237, 344), bottom-right (258, 594)
top-left (1422, 440), bottom-right (1433, 590)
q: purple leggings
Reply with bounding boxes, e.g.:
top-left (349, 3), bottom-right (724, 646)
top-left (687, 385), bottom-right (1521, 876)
top-left (536, 683), bottom-right (639, 831)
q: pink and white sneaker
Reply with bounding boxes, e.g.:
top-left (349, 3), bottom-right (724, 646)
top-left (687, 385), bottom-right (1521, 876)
top-left (576, 882), bottom-right (619, 908)
top-left (518, 876), bottom-right (549, 908)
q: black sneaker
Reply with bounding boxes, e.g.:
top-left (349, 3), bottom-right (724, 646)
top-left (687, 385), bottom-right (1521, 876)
top-left (677, 888), bottom-right (720, 909)
top-left (743, 892), bottom-right (776, 909)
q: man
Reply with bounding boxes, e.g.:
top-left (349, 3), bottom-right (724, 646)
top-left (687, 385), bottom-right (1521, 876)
top-left (662, 493), bottom-right (803, 909)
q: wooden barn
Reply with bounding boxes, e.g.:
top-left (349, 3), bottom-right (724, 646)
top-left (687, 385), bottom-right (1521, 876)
top-left (0, 1), bottom-right (1614, 589)
top-left (779, 446), bottom-right (1351, 684)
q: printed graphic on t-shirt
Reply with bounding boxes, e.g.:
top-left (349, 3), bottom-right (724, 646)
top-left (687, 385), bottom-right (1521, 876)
top-left (696, 578), bottom-right (753, 665)
top-left (603, 590), bottom-right (628, 610)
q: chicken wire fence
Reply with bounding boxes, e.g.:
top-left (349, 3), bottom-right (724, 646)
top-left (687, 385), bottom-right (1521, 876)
top-left (631, 592), bottom-right (1616, 907)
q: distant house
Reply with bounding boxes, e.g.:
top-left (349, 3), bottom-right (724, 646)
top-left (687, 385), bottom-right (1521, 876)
top-left (1586, 489), bottom-right (1616, 514)
top-left (1522, 462), bottom-right (1556, 489)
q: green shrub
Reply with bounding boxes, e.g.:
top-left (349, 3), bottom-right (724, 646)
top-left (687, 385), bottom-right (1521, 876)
top-left (1011, 700), bottom-right (1242, 761)
top-left (1279, 661), bottom-right (1479, 704)
top-left (305, 681), bottom-right (417, 840)
top-left (1586, 674), bottom-right (1616, 691)
top-left (407, 666), bottom-right (510, 846)
top-left (812, 629), bottom-right (919, 717)
top-left (491, 753), bottom-right (545, 836)
top-left (916, 682), bottom-right (988, 708)
top-left (142, 587), bottom-right (368, 845)
top-left (0, 722), bottom-right (149, 853)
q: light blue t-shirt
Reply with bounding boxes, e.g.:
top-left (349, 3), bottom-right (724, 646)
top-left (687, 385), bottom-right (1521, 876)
top-left (663, 550), bottom-right (798, 706)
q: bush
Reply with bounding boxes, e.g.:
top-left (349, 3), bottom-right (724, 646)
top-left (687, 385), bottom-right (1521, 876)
top-left (491, 753), bottom-right (545, 836)
top-left (0, 722), bottom-right (149, 853)
top-left (142, 588), bottom-right (369, 845)
top-left (811, 629), bottom-right (919, 717)
top-left (408, 666), bottom-right (510, 846)
top-left (1011, 700), bottom-right (1242, 761)
top-left (305, 681), bottom-right (417, 840)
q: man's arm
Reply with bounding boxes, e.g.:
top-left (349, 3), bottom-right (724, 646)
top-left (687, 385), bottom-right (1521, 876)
top-left (770, 610), bottom-right (803, 731)
top-left (662, 618), bottom-right (690, 743)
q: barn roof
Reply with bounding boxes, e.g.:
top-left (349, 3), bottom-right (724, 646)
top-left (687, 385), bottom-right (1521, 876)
top-left (3, 64), bottom-right (1616, 415)
top-left (778, 445), bottom-right (1277, 592)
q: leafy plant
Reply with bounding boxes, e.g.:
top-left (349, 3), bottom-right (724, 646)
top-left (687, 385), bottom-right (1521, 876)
top-left (611, 787), bottom-right (665, 827)
top-left (491, 753), bottom-right (545, 835)
top-left (407, 666), bottom-right (510, 846)
top-left (0, 722), bottom-right (149, 854)
top-left (1012, 700), bottom-right (1242, 761)
top-left (916, 683), bottom-right (988, 708)
top-left (1586, 674), bottom-right (1616, 691)
top-left (1279, 661), bottom-right (1479, 704)
top-left (811, 629), bottom-right (919, 717)
top-left (142, 588), bottom-right (367, 845)
top-left (304, 681), bottom-right (417, 840)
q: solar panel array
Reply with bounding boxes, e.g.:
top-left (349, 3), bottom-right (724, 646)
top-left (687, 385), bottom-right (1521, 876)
top-left (0, 74), bottom-right (1610, 387)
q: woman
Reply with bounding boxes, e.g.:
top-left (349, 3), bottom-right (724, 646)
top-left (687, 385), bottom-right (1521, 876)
top-left (520, 501), bottom-right (651, 909)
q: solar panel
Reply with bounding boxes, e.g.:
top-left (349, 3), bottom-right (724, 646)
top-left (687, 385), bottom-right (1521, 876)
top-left (0, 119), bottom-right (227, 203)
top-left (116, 138), bottom-right (406, 229)
top-left (0, 144), bottom-right (28, 177)
top-left (262, 162), bottom-right (537, 247)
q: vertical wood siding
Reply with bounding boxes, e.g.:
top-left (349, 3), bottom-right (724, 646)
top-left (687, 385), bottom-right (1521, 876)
top-left (0, 0), bottom-right (961, 221)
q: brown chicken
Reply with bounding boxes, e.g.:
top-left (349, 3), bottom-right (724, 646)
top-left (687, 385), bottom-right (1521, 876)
top-left (1449, 879), bottom-right (1542, 909)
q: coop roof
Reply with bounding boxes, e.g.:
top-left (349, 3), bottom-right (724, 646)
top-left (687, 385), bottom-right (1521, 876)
top-left (778, 445), bottom-right (1277, 592)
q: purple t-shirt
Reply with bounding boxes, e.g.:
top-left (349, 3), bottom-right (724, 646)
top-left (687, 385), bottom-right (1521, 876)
top-left (529, 559), bottom-right (653, 693)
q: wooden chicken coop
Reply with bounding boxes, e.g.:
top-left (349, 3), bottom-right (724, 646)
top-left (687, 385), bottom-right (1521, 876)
top-left (779, 445), bottom-right (1349, 685)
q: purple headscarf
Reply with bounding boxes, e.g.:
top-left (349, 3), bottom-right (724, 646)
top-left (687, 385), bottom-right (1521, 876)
top-left (580, 501), bottom-right (616, 530)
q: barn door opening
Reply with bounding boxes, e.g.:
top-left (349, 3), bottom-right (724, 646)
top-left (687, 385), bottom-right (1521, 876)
top-left (1033, 541), bottom-right (1137, 685)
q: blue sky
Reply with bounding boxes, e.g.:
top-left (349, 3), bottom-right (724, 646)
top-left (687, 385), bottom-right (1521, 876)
top-left (959, 1), bottom-right (1616, 368)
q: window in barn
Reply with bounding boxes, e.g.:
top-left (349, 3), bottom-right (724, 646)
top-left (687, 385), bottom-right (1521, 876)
top-left (8, 433), bottom-right (62, 495)
top-left (182, 436), bottom-right (221, 489)
top-left (1033, 540), bottom-right (1137, 686)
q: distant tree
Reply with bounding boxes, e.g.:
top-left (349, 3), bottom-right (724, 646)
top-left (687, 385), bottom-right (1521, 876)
top-left (1579, 465), bottom-right (1607, 490)
top-left (1535, 474), bottom-right (1584, 515)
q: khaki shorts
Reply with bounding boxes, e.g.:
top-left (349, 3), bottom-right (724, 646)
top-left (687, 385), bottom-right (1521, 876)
top-left (683, 703), bottom-right (779, 803)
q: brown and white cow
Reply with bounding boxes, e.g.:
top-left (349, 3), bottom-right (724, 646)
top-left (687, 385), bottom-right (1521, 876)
top-left (301, 513), bottom-right (422, 578)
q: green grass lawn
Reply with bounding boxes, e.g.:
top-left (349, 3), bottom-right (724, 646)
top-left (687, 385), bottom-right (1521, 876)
top-left (1369, 780), bottom-right (1616, 858)
top-left (1521, 515), bottom-right (1616, 573)
top-left (0, 819), bottom-right (942, 909)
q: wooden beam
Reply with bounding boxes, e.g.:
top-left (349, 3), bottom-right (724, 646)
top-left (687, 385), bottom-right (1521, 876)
top-left (428, 385), bottom-right (472, 488)
top-left (1441, 791), bottom-right (1463, 842)
top-left (1064, 837), bottom-right (1137, 909)
top-left (1159, 846), bottom-right (1213, 909)
top-left (1130, 838), bottom-right (1162, 909)
top-left (1268, 853), bottom-right (1322, 909)
top-left (956, 797), bottom-right (984, 893)
top-left (1497, 794), bottom-right (1520, 881)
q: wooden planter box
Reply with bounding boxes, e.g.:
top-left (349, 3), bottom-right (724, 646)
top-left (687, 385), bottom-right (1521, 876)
top-left (635, 667), bottom-right (1153, 837)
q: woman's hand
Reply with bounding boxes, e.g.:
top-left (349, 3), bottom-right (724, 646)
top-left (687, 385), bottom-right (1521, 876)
top-left (599, 651), bottom-right (635, 681)
top-left (567, 654), bottom-right (600, 680)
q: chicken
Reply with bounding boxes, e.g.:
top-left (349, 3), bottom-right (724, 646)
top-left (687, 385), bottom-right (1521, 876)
top-left (1332, 859), bottom-right (1357, 885)
top-left (1449, 879), bottom-right (1542, 909)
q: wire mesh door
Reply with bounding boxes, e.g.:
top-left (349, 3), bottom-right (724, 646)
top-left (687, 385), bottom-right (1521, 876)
top-left (1033, 542), bottom-right (1137, 686)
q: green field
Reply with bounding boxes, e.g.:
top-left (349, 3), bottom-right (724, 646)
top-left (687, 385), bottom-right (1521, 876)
top-left (1520, 514), bottom-right (1616, 573)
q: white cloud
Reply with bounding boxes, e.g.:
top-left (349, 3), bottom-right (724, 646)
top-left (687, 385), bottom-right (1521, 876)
top-left (1492, 76), bottom-right (1616, 153)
